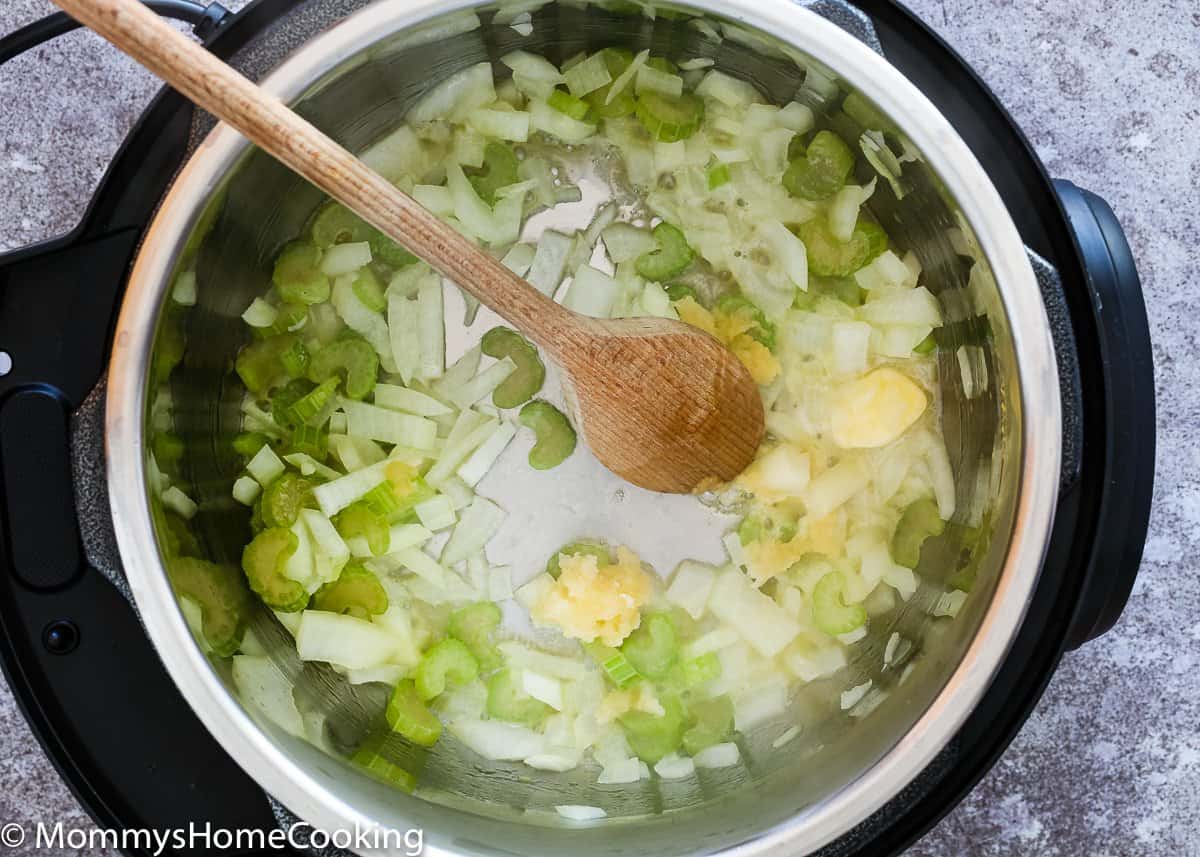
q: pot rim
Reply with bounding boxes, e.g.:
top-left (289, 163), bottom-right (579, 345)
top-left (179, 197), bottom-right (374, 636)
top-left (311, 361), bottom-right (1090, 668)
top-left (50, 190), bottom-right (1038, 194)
top-left (105, 0), bottom-right (1062, 853)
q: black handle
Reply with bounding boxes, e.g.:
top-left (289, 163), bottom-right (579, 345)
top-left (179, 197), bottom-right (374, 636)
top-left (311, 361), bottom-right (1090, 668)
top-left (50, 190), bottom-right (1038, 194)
top-left (1053, 180), bottom-right (1155, 648)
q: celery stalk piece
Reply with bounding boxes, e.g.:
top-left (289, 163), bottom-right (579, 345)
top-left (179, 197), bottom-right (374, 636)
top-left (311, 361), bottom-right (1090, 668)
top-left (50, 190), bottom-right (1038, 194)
top-left (584, 642), bottom-right (639, 687)
top-left (544, 540), bottom-right (612, 578)
top-left (236, 334), bottom-right (300, 395)
top-left (351, 267), bottom-right (387, 312)
top-left (547, 88), bottom-right (592, 121)
top-left (714, 295), bottom-right (777, 349)
top-left (634, 91), bottom-right (704, 142)
top-left (335, 502), bottom-right (391, 557)
top-left (618, 694), bottom-right (685, 764)
top-left (273, 241), bottom-right (330, 305)
top-left (564, 51), bottom-right (613, 97)
top-left (351, 733), bottom-right (419, 792)
top-left (680, 651), bottom-right (722, 688)
top-left (167, 557), bottom-right (249, 657)
top-left (812, 571), bottom-right (868, 635)
top-left (890, 497), bottom-right (946, 568)
top-left (517, 401), bottom-right (577, 470)
top-left (268, 302), bottom-right (309, 338)
top-left (242, 528), bottom-right (309, 612)
top-left (464, 142), bottom-right (521, 205)
top-left (635, 222), bottom-right (695, 282)
top-left (312, 562), bottom-right (388, 619)
top-left (386, 679), bottom-right (443, 747)
top-left (619, 613), bottom-right (679, 680)
top-left (340, 400), bottom-right (439, 450)
top-left (234, 431), bottom-right (270, 459)
top-left (480, 327), bottom-right (545, 408)
top-left (486, 668), bottom-right (552, 727)
top-left (681, 694), bottom-right (734, 756)
top-left (796, 216), bottom-right (889, 278)
top-left (306, 336), bottom-right (379, 400)
top-left (259, 472), bottom-right (313, 529)
top-left (783, 130), bottom-right (855, 201)
top-left (448, 602), bottom-right (503, 671)
top-left (415, 638), bottom-right (479, 701)
top-left (285, 377), bottom-right (339, 426)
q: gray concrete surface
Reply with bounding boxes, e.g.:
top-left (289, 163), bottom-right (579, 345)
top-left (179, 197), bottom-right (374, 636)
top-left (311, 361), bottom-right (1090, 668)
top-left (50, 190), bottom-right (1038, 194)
top-left (1, 0), bottom-right (1197, 854)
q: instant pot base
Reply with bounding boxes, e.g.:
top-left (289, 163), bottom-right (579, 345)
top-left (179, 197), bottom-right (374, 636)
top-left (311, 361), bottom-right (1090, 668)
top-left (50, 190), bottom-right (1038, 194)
top-left (0, 0), bottom-right (1150, 855)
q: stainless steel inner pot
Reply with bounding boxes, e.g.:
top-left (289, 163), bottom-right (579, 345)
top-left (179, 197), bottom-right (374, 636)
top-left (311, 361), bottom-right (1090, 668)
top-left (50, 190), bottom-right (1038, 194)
top-left (105, 0), bottom-right (1062, 853)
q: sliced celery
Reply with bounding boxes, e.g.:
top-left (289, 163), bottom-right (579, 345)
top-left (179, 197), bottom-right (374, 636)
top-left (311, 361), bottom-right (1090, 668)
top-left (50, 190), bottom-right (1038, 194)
top-left (233, 431), bottom-right (271, 459)
top-left (352, 267), bottom-right (388, 313)
top-left (548, 88), bottom-right (591, 121)
top-left (620, 613), bottom-right (679, 680)
top-left (286, 377), bottom-right (339, 426)
top-left (270, 379), bottom-right (314, 430)
top-left (890, 497), bottom-right (946, 568)
top-left (783, 130), bottom-right (855, 201)
top-left (415, 638), bottom-right (479, 701)
top-left (811, 571), bottom-right (868, 635)
top-left (236, 334), bottom-right (299, 395)
top-left (544, 540), bottom-right (612, 578)
top-left (680, 651), bottom-right (721, 688)
top-left (279, 338), bottom-right (310, 378)
top-left (480, 326), bottom-right (545, 408)
top-left (486, 668), bottom-right (551, 727)
top-left (714, 294), bottom-right (776, 349)
top-left (447, 602), bottom-right (503, 671)
top-left (310, 201), bottom-right (417, 269)
top-left (635, 222), bottom-right (694, 282)
top-left (465, 142), bottom-right (520, 205)
top-left (260, 472), bottom-right (313, 529)
top-left (241, 528), bottom-right (308, 612)
top-left (335, 502), bottom-right (391, 556)
top-left (681, 694), bottom-right (733, 756)
top-left (386, 679), bottom-right (443, 747)
top-left (811, 275), bottom-right (866, 307)
top-left (267, 302), bottom-right (309, 338)
top-left (634, 91), bottom-right (704, 142)
top-left (707, 162), bottom-right (731, 190)
top-left (351, 733), bottom-right (418, 792)
top-left (306, 335), bottom-right (379, 400)
top-left (618, 693), bottom-right (685, 764)
top-left (584, 642), bottom-right (639, 687)
top-left (517, 400), bottom-right (577, 470)
top-left (796, 217), bottom-right (889, 278)
top-left (273, 241), bottom-right (330, 305)
top-left (913, 333), bottom-right (937, 355)
top-left (286, 424), bottom-right (328, 460)
top-left (360, 481), bottom-right (401, 518)
top-left (167, 557), bottom-right (249, 657)
top-left (313, 562), bottom-right (388, 619)
top-left (583, 48), bottom-right (637, 118)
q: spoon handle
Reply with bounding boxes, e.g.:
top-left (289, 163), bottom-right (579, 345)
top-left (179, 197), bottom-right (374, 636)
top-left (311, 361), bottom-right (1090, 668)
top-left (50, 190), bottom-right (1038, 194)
top-left (52, 0), bottom-right (582, 350)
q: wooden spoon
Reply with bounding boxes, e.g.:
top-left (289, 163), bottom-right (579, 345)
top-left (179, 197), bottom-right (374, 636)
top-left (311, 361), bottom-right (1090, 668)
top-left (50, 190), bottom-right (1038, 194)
top-left (57, 0), bottom-right (764, 493)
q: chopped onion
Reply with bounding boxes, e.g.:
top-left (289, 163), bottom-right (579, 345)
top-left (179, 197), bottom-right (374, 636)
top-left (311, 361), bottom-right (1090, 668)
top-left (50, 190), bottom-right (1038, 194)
top-left (311, 462), bottom-right (387, 517)
top-left (442, 495), bottom-right (506, 565)
top-left (606, 49), bottom-right (648, 105)
top-left (414, 495), bottom-right (457, 531)
top-left (666, 560), bottom-right (718, 619)
top-left (708, 569), bottom-right (801, 658)
top-left (412, 184), bottom-right (455, 216)
top-left (408, 62), bottom-right (496, 123)
top-left (840, 680), bottom-right (872, 710)
top-left (554, 805), bottom-right (606, 821)
top-left (695, 70), bottom-right (761, 107)
top-left (467, 107), bottom-right (530, 142)
top-left (452, 719), bottom-right (547, 760)
top-left (528, 100), bottom-right (597, 144)
top-left (563, 52), bottom-right (612, 97)
top-left (693, 742), bottom-right (740, 769)
top-left (562, 264), bottom-right (619, 317)
top-left (522, 670), bottom-right (564, 710)
top-left (526, 230), bottom-right (575, 296)
top-left (497, 641), bottom-right (588, 680)
top-left (241, 298), bottom-right (278, 329)
top-left (655, 754), bottom-right (696, 779)
top-left (295, 610), bottom-right (401, 670)
top-left (828, 179), bottom-right (876, 243)
top-left (320, 241), bottom-right (372, 276)
top-left (232, 655), bottom-right (304, 737)
top-left (172, 270), bottom-right (197, 306)
top-left (636, 65), bottom-right (683, 98)
top-left (232, 475), bottom-right (261, 506)
top-left (246, 444), bottom-right (285, 486)
top-left (161, 485), bottom-right (197, 520)
top-left (342, 399), bottom-right (438, 449)
top-left (457, 421), bottom-right (517, 486)
top-left (602, 223), bottom-right (657, 263)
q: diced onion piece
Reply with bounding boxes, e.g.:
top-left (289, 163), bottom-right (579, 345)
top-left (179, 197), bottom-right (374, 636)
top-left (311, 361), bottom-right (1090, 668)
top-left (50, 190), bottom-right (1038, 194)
top-left (734, 679), bottom-right (788, 731)
top-left (161, 486), bottom-right (197, 520)
top-left (498, 641), bottom-right (589, 680)
top-left (695, 70), bottom-right (761, 107)
top-left (925, 433), bottom-right (957, 519)
top-left (678, 57), bottom-right (715, 71)
top-left (636, 64), bottom-right (683, 97)
top-left (442, 495), bottom-right (506, 565)
top-left (760, 219), bottom-right (809, 293)
top-left (452, 719), bottom-right (548, 760)
top-left (172, 270), bottom-right (197, 306)
top-left (232, 475), bottom-right (261, 505)
top-left (527, 230), bottom-right (575, 296)
top-left (241, 298), bottom-right (278, 329)
top-left (345, 664), bottom-right (409, 686)
top-left (445, 357), bottom-right (517, 409)
top-left (597, 757), bottom-right (642, 784)
top-left (332, 274), bottom-right (396, 373)
top-left (295, 610), bottom-right (401, 670)
top-left (528, 100), bottom-right (597, 144)
top-left (654, 754), bottom-right (696, 779)
top-left (515, 573), bottom-right (556, 613)
top-left (457, 421), bottom-right (517, 486)
top-left (387, 289), bottom-right (421, 385)
top-left (311, 462), bottom-right (387, 517)
top-left (426, 415), bottom-right (497, 484)
top-left (360, 126), bottom-right (423, 184)
top-left (563, 52), bottom-right (612, 97)
top-left (414, 495), bottom-right (457, 531)
top-left (284, 453), bottom-right (342, 481)
top-left (840, 680), bottom-right (872, 710)
top-left (752, 128), bottom-right (795, 182)
top-left (342, 399), bottom-right (439, 449)
top-left (247, 444), bottom-right (285, 486)
top-left (300, 509), bottom-right (351, 577)
top-left (707, 569), bottom-right (801, 657)
top-left (500, 242), bottom-right (537, 277)
top-left (555, 805), bottom-right (606, 821)
top-left (488, 565), bottom-right (513, 601)
top-left (394, 547), bottom-right (446, 587)
top-left (684, 627), bottom-right (739, 659)
top-left (803, 456), bottom-right (870, 519)
top-left (320, 241), bottom-right (372, 276)
top-left (772, 725), bottom-right (801, 748)
top-left (777, 101), bottom-right (814, 132)
top-left (606, 49), bottom-right (648, 105)
top-left (693, 742), bottom-right (740, 769)
top-left (828, 180), bottom-right (877, 244)
top-left (562, 265), bottom-right (619, 317)
top-left (522, 670), bottom-right (564, 711)
top-left (232, 655), bottom-right (304, 737)
top-left (666, 560), bottom-right (718, 619)
top-left (932, 589), bottom-right (968, 618)
top-left (501, 50), bottom-right (563, 99)
top-left (467, 107), bottom-right (530, 142)
top-left (855, 250), bottom-right (919, 291)
top-left (602, 223), bottom-right (657, 263)
top-left (408, 62), bottom-right (496, 122)
top-left (831, 320), bottom-right (872, 376)
top-left (412, 184), bottom-right (455, 216)
top-left (860, 286), bottom-right (942, 328)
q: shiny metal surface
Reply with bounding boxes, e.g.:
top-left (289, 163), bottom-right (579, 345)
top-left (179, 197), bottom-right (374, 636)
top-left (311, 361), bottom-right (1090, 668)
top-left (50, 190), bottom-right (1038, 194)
top-left (105, 0), bottom-right (1062, 854)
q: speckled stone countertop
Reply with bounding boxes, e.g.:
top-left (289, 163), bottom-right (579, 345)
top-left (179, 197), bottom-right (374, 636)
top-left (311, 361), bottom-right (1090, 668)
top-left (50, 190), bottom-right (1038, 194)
top-left (1, 1), bottom-right (1196, 854)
